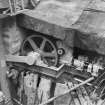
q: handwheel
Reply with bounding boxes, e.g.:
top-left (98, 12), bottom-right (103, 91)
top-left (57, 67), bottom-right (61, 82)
top-left (21, 34), bottom-right (58, 66)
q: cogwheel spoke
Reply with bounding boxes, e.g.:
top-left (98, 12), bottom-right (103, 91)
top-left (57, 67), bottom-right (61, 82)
top-left (42, 51), bottom-right (56, 58)
top-left (21, 34), bottom-right (58, 66)
top-left (27, 38), bottom-right (38, 51)
top-left (40, 38), bottom-right (47, 51)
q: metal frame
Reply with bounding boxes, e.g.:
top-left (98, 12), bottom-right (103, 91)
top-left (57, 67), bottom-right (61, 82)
top-left (8, 0), bottom-right (25, 15)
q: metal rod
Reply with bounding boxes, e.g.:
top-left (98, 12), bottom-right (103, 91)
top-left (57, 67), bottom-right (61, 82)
top-left (9, 0), bottom-right (13, 15)
top-left (39, 77), bottom-right (94, 105)
top-left (5, 54), bottom-right (36, 65)
top-left (21, 0), bottom-right (25, 10)
top-left (74, 78), bottom-right (92, 86)
top-left (12, 98), bottom-right (23, 105)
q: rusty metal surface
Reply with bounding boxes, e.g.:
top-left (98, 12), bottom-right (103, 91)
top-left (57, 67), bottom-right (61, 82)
top-left (72, 0), bottom-right (105, 36)
top-left (71, 10), bottom-right (105, 55)
top-left (17, 0), bottom-right (105, 55)
top-left (71, 0), bottom-right (105, 55)
top-left (17, 0), bottom-right (90, 39)
top-left (23, 0), bottom-right (90, 28)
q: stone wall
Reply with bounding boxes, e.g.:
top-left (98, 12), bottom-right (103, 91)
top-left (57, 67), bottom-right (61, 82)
top-left (2, 16), bottom-right (24, 55)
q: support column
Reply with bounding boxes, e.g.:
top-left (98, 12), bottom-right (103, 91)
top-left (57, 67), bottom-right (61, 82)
top-left (0, 19), bottom-right (13, 105)
top-left (0, 16), bottom-right (24, 104)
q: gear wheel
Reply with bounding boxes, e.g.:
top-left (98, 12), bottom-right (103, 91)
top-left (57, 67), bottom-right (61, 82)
top-left (21, 34), bottom-right (58, 66)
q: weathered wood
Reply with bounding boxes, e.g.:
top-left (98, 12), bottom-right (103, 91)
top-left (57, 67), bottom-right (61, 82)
top-left (54, 83), bottom-right (72, 105)
top-left (23, 73), bottom-right (39, 105)
top-left (12, 63), bottom-right (91, 82)
top-left (38, 78), bottom-right (52, 104)
top-left (39, 77), bottom-right (94, 105)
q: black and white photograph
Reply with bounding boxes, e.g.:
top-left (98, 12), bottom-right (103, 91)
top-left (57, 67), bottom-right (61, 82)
top-left (0, 0), bottom-right (105, 105)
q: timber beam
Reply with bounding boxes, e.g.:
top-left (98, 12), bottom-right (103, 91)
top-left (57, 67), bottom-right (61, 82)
top-left (11, 63), bottom-right (92, 84)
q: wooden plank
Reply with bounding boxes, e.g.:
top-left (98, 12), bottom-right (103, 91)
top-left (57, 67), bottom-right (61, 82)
top-left (12, 63), bottom-right (91, 83)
